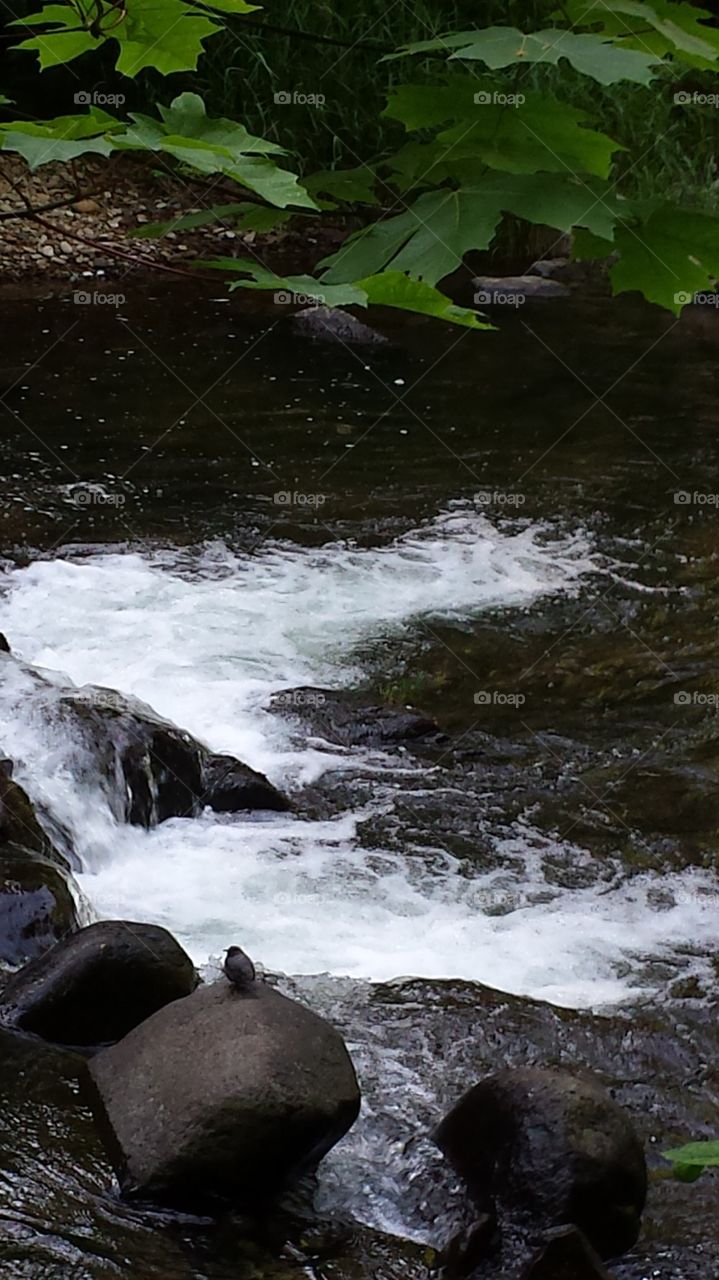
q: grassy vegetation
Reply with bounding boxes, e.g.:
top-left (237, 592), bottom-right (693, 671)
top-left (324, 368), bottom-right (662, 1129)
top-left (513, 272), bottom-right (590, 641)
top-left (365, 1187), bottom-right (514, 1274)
top-left (176, 0), bottom-right (718, 206)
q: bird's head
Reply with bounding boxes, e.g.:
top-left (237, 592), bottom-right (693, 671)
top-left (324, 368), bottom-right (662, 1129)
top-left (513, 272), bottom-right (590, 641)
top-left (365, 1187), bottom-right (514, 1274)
top-left (225, 946), bottom-right (241, 958)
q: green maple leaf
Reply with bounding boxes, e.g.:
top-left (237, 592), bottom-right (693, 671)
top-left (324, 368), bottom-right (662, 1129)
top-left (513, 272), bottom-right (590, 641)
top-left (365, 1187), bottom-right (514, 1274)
top-left (611, 205), bottom-right (719, 311)
top-left (358, 271), bottom-right (490, 329)
top-left (565, 0), bottom-right (719, 67)
top-left (393, 26), bottom-right (662, 85)
top-left (386, 81), bottom-right (621, 178)
top-left (321, 174), bottom-right (625, 286)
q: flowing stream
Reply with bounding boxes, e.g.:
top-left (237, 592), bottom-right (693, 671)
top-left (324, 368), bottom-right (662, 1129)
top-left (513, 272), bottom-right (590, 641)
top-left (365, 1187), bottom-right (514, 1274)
top-left (0, 284), bottom-right (717, 1278)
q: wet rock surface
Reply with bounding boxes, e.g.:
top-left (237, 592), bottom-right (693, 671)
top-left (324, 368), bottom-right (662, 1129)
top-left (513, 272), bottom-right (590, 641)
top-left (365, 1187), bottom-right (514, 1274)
top-left (473, 274), bottom-right (571, 300)
top-left (201, 752), bottom-right (290, 813)
top-left (0, 919), bottom-right (198, 1046)
top-left (436, 1067), bottom-right (646, 1259)
top-left (0, 966), bottom-right (713, 1279)
top-left (0, 849), bottom-right (79, 966)
top-left (87, 978), bottom-right (361, 1207)
top-left (1, 649), bottom-right (289, 827)
top-left (289, 305), bottom-right (388, 345)
top-left (0, 766), bottom-right (69, 868)
top-left (0, 768), bottom-right (79, 965)
top-left (269, 687), bottom-right (443, 749)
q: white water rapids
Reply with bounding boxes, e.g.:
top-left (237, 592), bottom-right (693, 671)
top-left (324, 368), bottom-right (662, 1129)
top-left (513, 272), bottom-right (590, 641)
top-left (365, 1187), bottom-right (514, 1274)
top-left (0, 507), bottom-right (717, 1009)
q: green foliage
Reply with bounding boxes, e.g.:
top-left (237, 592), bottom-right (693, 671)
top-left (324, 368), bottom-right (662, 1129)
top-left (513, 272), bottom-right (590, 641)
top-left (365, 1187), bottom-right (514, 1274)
top-left (13, 0), bottom-right (258, 74)
top-left (0, 91), bottom-right (316, 210)
top-left (663, 1140), bottom-right (719, 1181)
top-left (203, 258), bottom-right (489, 328)
top-left (116, 92), bottom-right (317, 207)
top-left (611, 206), bottom-right (719, 312)
top-left (564, 0), bottom-right (719, 68)
top-left (128, 202), bottom-right (292, 237)
top-left (321, 176), bottom-right (624, 286)
top-left (2, 0), bottom-right (719, 327)
top-left (385, 79), bottom-right (622, 177)
top-left (392, 27), bottom-right (663, 85)
top-left (304, 168), bottom-right (381, 209)
top-left (0, 108), bottom-right (121, 166)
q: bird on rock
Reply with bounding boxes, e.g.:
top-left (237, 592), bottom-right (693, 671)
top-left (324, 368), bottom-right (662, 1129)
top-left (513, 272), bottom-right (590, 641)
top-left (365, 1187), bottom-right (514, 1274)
top-left (223, 945), bottom-right (256, 992)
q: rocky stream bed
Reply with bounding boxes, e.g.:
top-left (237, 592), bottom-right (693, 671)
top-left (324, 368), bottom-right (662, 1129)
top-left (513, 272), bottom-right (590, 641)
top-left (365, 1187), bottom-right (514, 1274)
top-left (0, 279), bottom-right (717, 1278)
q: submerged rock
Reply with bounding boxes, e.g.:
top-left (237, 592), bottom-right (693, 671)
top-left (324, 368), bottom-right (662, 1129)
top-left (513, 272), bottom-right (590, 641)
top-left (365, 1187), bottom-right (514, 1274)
top-left (269, 687), bottom-right (443, 749)
top-left (201, 752), bottom-right (290, 813)
top-left (0, 920), bottom-right (198, 1046)
top-left (435, 1067), bottom-right (646, 1260)
top-left (87, 979), bottom-right (360, 1207)
top-left (290, 305), bottom-right (388, 345)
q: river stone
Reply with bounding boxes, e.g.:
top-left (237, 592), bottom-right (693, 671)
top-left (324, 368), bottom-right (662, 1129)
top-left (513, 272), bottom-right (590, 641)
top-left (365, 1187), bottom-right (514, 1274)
top-left (290, 305), bottom-right (388, 345)
top-left (435, 1067), bottom-right (646, 1259)
top-left (0, 770), bottom-right (79, 965)
top-left (473, 275), bottom-right (570, 301)
top-left (201, 752), bottom-right (290, 813)
top-left (58, 685), bottom-right (205, 826)
top-left (0, 919), bottom-right (197, 1046)
top-left (87, 979), bottom-right (361, 1206)
top-left (55, 683), bottom-right (290, 825)
top-left (0, 849), bottom-right (78, 965)
top-left (269, 687), bottom-right (442, 748)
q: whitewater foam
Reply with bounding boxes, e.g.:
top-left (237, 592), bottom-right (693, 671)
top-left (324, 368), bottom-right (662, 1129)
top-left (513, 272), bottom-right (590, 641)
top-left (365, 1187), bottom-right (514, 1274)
top-left (0, 508), bottom-right (716, 1007)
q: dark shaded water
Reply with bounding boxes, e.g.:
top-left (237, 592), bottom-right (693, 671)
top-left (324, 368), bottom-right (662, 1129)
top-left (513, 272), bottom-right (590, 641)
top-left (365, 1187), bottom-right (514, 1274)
top-left (0, 283), bottom-right (717, 1277)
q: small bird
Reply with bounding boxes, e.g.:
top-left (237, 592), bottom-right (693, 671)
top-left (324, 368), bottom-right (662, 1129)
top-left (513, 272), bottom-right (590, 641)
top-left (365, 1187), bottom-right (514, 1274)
top-left (223, 945), bottom-right (256, 992)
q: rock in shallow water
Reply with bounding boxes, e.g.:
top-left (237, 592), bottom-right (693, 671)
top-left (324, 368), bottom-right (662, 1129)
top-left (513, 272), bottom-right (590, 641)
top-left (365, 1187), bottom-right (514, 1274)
top-left (0, 770), bottom-right (79, 965)
top-left (0, 648), bottom-right (290, 827)
top-left (201, 752), bottom-right (290, 813)
top-left (0, 919), bottom-right (197, 1045)
top-left (87, 979), bottom-right (361, 1207)
top-left (289, 305), bottom-right (388, 345)
top-left (435, 1067), bottom-right (646, 1260)
top-left (0, 851), bottom-right (78, 966)
top-left (269, 686), bottom-right (443, 748)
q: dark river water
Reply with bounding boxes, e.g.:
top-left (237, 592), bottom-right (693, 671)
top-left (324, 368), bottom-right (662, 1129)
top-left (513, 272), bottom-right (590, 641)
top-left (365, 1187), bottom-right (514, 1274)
top-left (0, 283), bottom-right (717, 1278)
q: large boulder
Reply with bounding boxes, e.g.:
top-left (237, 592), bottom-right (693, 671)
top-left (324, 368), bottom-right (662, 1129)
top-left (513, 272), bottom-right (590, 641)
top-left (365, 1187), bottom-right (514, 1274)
top-left (0, 920), bottom-right (198, 1046)
top-left (0, 766), bottom-right (79, 965)
top-left (57, 684), bottom-right (205, 826)
top-left (0, 648), bottom-right (289, 828)
top-left (87, 980), bottom-right (360, 1207)
top-left (435, 1068), bottom-right (646, 1260)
